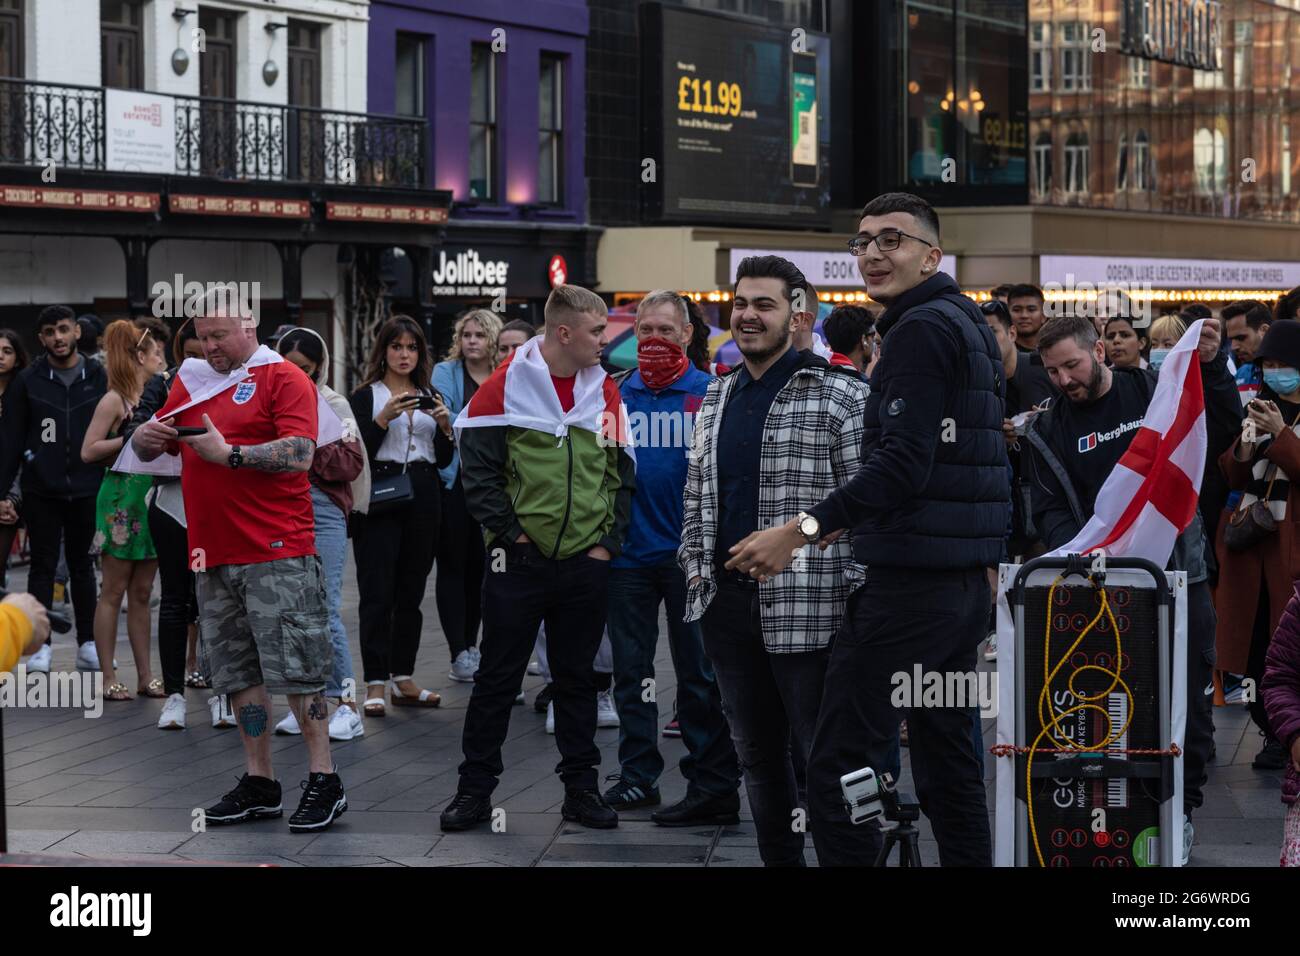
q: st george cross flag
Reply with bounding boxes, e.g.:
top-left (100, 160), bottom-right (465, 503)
top-left (454, 335), bottom-right (634, 462)
top-left (1049, 319), bottom-right (1207, 565)
top-left (112, 345), bottom-right (344, 477)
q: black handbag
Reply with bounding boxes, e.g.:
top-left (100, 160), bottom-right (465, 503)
top-left (366, 392), bottom-right (417, 515)
top-left (1224, 465), bottom-right (1279, 553)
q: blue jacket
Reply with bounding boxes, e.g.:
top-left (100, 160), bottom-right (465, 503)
top-left (614, 364), bottom-right (713, 568)
top-left (432, 358), bottom-right (469, 489)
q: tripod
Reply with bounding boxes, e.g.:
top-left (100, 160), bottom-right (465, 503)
top-left (874, 794), bottom-right (924, 867)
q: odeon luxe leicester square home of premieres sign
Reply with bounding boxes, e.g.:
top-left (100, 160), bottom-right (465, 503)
top-left (1120, 0), bottom-right (1223, 72)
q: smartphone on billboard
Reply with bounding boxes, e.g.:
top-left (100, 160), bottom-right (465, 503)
top-left (790, 51), bottom-right (818, 187)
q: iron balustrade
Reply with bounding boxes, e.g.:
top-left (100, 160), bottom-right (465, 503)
top-left (0, 78), bottom-right (427, 188)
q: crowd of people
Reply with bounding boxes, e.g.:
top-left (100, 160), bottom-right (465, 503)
top-left (2, 190), bottom-right (1299, 866)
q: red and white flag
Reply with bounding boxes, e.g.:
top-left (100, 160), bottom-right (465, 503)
top-left (1050, 319), bottom-right (1207, 565)
top-left (112, 345), bottom-right (343, 477)
top-left (454, 335), bottom-right (634, 461)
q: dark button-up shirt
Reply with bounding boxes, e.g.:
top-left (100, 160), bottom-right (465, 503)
top-left (714, 345), bottom-right (802, 564)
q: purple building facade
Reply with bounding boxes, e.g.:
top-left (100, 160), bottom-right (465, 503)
top-left (368, 0), bottom-right (597, 333)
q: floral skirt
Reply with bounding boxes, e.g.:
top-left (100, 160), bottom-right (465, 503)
top-left (94, 471), bottom-right (156, 561)
top-left (1283, 800), bottom-right (1300, 867)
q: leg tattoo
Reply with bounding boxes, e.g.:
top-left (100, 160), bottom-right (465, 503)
top-left (239, 703), bottom-right (269, 737)
top-left (307, 694), bottom-right (328, 721)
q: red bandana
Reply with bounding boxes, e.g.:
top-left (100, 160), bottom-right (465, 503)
top-left (637, 336), bottom-right (690, 391)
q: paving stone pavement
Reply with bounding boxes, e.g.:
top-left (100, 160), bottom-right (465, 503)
top-left (1, 556), bottom-right (1288, 867)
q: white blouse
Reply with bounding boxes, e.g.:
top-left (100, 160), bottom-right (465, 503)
top-left (370, 382), bottom-right (440, 464)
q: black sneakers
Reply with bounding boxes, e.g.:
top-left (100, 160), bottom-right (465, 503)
top-left (651, 789), bottom-right (741, 827)
top-left (602, 774), bottom-right (661, 810)
top-left (1252, 735), bottom-right (1287, 771)
top-left (204, 773), bottom-right (283, 826)
top-left (534, 683), bottom-right (554, 714)
top-left (562, 788), bottom-right (619, 829)
top-left (440, 792), bottom-right (493, 832)
top-left (288, 771), bottom-right (348, 832)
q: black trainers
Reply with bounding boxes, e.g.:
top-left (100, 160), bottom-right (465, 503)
top-left (602, 774), bottom-right (661, 810)
top-left (204, 773), bottom-right (283, 826)
top-left (534, 683), bottom-right (553, 714)
top-left (1252, 735), bottom-right (1287, 770)
top-left (651, 788), bottom-right (740, 827)
top-left (288, 771), bottom-right (347, 832)
top-left (562, 788), bottom-right (619, 829)
top-left (440, 792), bottom-right (493, 832)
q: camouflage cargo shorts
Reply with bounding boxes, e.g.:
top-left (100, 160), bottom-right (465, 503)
top-left (196, 554), bottom-right (331, 697)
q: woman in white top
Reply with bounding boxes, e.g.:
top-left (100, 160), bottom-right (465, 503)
top-left (349, 316), bottom-right (454, 716)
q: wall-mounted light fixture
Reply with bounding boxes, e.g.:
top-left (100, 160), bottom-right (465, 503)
top-left (171, 7), bottom-right (196, 76)
top-left (263, 22), bottom-right (286, 86)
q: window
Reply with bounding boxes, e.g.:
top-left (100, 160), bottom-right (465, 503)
top-left (1194, 126), bottom-right (1227, 195)
top-left (469, 43), bottom-right (497, 200)
top-left (0, 0), bottom-right (21, 79)
top-left (1064, 131), bottom-right (1088, 195)
top-left (1029, 21), bottom-right (1050, 92)
top-left (199, 9), bottom-right (236, 99)
top-left (1285, 123), bottom-right (1293, 198)
top-left (395, 33), bottom-right (425, 117)
top-left (538, 54), bottom-right (563, 204)
top-left (1059, 21), bottom-right (1091, 92)
top-left (1133, 130), bottom-right (1150, 191)
top-left (288, 20), bottom-right (322, 108)
top-left (1033, 131), bottom-right (1052, 197)
top-left (1127, 57), bottom-right (1149, 90)
top-left (101, 0), bottom-right (143, 90)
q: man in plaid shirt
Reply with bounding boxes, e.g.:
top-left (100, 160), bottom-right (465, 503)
top-left (678, 255), bottom-right (867, 866)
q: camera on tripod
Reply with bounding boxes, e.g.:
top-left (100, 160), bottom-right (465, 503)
top-left (840, 766), bottom-right (924, 866)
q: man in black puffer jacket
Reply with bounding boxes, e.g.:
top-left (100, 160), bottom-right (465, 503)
top-left (725, 192), bottom-right (1010, 866)
top-left (0, 306), bottom-right (107, 666)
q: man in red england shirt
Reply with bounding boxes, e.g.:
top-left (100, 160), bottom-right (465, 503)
top-left (131, 300), bottom-right (345, 833)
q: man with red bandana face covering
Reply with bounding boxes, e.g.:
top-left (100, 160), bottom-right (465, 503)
top-left (602, 290), bottom-right (742, 824)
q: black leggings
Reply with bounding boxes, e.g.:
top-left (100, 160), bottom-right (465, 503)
top-left (435, 477), bottom-right (485, 659)
top-left (148, 496), bottom-right (196, 697)
top-left (1247, 582), bottom-right (1274, 739)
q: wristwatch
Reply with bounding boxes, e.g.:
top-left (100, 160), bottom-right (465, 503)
top-left (228, 445), bottom-right (243, 470)
top-left (796, 511), bottom-right (821, 543)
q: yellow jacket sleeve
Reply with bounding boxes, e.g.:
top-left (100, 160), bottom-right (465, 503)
top-left (0, 602), bottom-right (33, 674)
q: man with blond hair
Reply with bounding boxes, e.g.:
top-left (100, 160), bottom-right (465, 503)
top-left (441, 284), bottom-right (637, 832)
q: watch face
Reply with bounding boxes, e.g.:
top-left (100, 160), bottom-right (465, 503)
top-left (800, 516), bottom-right (819, 538)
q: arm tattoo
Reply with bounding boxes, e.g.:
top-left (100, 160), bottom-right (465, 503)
top-left (241, 435), bottom-right (316, 473)
top-left (306, 695), bottom-right (328, 721)
top-left (239, 703), bottom-right (269, 737)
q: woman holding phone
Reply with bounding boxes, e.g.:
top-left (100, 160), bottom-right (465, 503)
top-left (350, 316), bottom-right (454, 716)
top-left (80, 318), bottom-right (169, 701)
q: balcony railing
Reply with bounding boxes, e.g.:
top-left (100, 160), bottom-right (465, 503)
top-left (0, 78), bottom-right (427, 189)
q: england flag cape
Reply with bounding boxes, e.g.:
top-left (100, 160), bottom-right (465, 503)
top-left (1048, 319), bottom-right (1207, 565)
top-left (112, 345), bottom-right (345, 477)
top-left (453, 336), bottom-right (634, 463)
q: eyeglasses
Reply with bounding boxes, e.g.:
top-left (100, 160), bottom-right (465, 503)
top-left (980, 300), bottom-right (1010, 320)
top-left (847, 229), bottom-right (934, 256)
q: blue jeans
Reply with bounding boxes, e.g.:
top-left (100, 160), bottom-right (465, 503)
top-left (312, 485), bottom-right (355, 698)
top-left (607, 562), bottom-right (739, 797)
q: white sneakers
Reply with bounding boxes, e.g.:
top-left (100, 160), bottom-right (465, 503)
top-left (329, 703), bottom-right (364, 741)
top-left (75, 642), bottom-right (100, 672)
top-left (157, 693), bottom-right (187, 730)
top-left (209, 694), bottom-right (236, 728)
top-left (449, 649), bottom-right (477, 683)
top-left (526, 659), bottom-right (541, 676)
top-left (597, 690), bottom-right (620, 729)
top-left (275, 710), bottom-right (302, 735)
top-left (1182, 814), bottom-right (1194, 866)
top-left (547, 695), bottom-right (619, 733)
top-left (984, 633), bottom-right (999, 662)
top-left (27, 644), bottom-right (52, 673)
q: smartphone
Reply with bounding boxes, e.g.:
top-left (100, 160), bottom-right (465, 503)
top-left (173, 426), bottom-right (209, 437)
top-left (410, 395), bottom-right (440, 411)
top-left (790, 51), bottom-right (819, 187)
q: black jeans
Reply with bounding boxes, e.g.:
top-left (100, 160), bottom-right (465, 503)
top-left (0, 521), bottom-right (17, 589)
top-left (148, 496), bottom-right (196, 697)
top-left (1184, 580), bottom-right (1217, 813)
top-left (809, 565), bottom-right (991, 867)
top-left (354, 464), bottom-right (440, 682)
top-left (435, 477), bottom-right (486, 659)
top-left (458, 541), bottom-right (609, 797)
top-left (23, 492), bottom-right (97, 645)
top-left (1246, 583), bottom-right (1274, 739)
top-left (700, 577), bottom-right (827, 866)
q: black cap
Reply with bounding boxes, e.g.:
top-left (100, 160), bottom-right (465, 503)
top-left (1254, 320), bottom-right (1300, 370)
top-left (77, 314), bottom-right (104, 336)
